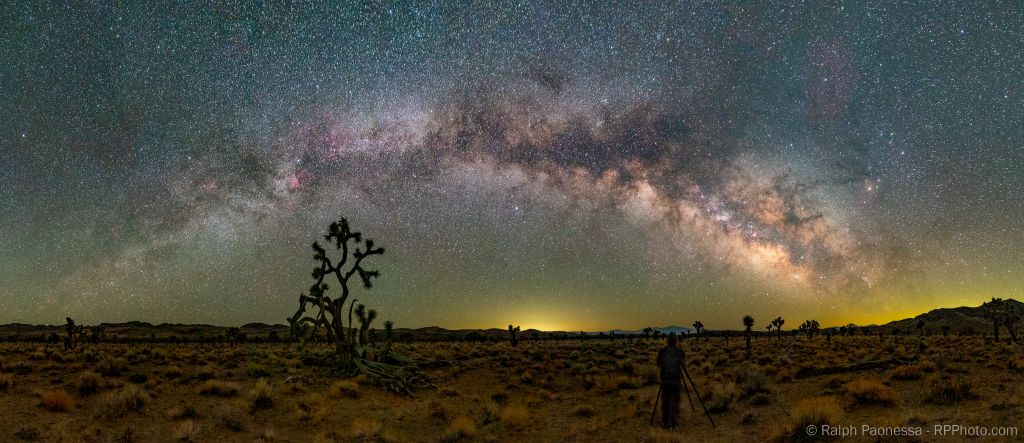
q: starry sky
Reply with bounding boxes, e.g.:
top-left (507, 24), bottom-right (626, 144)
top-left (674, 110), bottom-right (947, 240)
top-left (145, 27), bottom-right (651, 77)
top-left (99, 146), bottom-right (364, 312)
top-left (1, 2), bottom-right (1022, 330)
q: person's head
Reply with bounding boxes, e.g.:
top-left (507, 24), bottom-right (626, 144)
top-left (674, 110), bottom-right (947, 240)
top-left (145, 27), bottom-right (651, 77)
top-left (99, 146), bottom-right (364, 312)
top-left (666, 332), bottom-right (678, 346)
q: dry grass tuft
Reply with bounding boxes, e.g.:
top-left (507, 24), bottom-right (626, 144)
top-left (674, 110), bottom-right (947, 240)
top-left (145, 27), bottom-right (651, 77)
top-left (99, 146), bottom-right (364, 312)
top-left (295, 393), bottom-right (327, 422)
top-left (248, 378), bottom-right (275, 411)
top-left (174, 419), bottom-right (201, 441)
top-left (197, 380), bottom-right (240, 397)
top-left (329, 379), bottom-right (360, 399)
top-left (500, 403), bottom-right (529, 429)
top-left (890, 365), bottom-right (922, 380)
top-left (702, 380), bottom-right (741, 412)
top-left (925, 375), bottom-right (975, 405)
top-left (349, 416), bottom-right (383, 440)
top-left (649, 427), bottom-right (686, 443)
top-left (842, 378), bottom-right (896, 405)
top-left (443, 415), bottom-right (476, 441)
top-left (77, 371), bottom-right (103, 395)
top-left (0, 372), bottom-right (14, 391)
top-left (41, 389), bottom-right (75, 412)
top-left (769, 396), bottom-right (843, 442)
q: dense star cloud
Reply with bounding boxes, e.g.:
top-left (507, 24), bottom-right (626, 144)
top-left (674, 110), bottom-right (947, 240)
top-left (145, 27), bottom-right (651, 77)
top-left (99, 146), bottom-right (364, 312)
top-left (1, 2), bottom-right (1022, 329)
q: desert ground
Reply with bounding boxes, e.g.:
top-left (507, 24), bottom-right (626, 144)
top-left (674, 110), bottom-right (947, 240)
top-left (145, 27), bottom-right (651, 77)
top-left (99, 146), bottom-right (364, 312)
top-left (1, 335), bottom-right (1021, 442)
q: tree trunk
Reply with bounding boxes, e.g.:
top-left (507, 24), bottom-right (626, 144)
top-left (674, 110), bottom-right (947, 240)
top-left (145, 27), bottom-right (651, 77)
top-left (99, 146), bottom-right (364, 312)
top-left (744, 332), bottom-right (751, 360)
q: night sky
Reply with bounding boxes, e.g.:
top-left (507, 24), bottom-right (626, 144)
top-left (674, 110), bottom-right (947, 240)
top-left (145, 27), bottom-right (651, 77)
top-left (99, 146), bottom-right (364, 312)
top-left (2, 2), bottom-right (1022, 330)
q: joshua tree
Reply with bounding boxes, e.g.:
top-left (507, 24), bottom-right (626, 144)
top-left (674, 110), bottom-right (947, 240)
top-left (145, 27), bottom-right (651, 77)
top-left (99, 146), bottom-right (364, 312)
top-left (63, 317), bottom-right (84, 350)
top-left (984, 298), bottom-right (1005, 342)
top-left (845, 323), bottom-right (857, 337)
top-left (225, 327), bottom-right (244, 346)
top-left (509, 325), bottom-right (520, 347)
top-left (692, 321), bottom-right (705, 341)
top-left (641, 327), bottom-right (655, 340)
top-left (742, 315), bottom-right (754, 360)
top-left (765, 324), bottom-right (772, 340)
top-left (383, 320), bottom-right (394, 354)
top-left (355, 304), bottom-right (378, 349)
top-left (771, 317), bottom-right (785, 340)
top-left (288, 218), bottom-right (384, 366)
top-left (798, 320), bottom-right (820, 339)
top-left (915, 319), bottom-right (926, 337)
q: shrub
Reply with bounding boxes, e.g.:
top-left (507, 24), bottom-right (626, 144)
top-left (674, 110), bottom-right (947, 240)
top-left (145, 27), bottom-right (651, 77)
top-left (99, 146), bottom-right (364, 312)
top-left (166, 404), bottom-right (199, 420)
top-left (0, 372), bottom-right (13, 391)
top-left (41, 389), bottom-right (74, 412)
top-left (770, 396), bottom-right (843, 442)
top-left (702, 381), bottom-right (740, 413)
top-left (77, 371), bottom-right (103, 395)
top-left (500, 403), bottom-right (529, 429)
top-left (890, 365), bottom-right (922, 380)
top-left (842, 378), bottom-right (896, 405)
top-left (165, 366), bottom-right (184, 379)
top-left (114, 383), bottom-right (151, 411)
top-left (246, 363), bottom-right (271, 378)
top-left (925, 375), bottom-right (974, 405)
top-left (15, 426), bottom-right (42, 440)
top-left (329, 379), bottom-right (360, 399)
top-left (349, 417), bottom-right (383, 440)
top-left (128, 373), bottom-right (149, 384)
top-left (97, 357), bottom-right (128, 376)
top-left (196, 380), bottom-right (240, 397)
top-left (248, 379), bottom-right (274, 412)
top-left (194, 365), bottom-right (216, 381)
top-left (174, 419), bottom-right (200, 441)
top-left (572, 404), bottom-right (596, 417)
top-left (215, 403), bottom-right (247, 431)
top-left (295, 393), bottom-right (327, 422)
top-left (733, 364), bottom-right (772, 397)
top-left (444, 415), bottom-right (476, 441)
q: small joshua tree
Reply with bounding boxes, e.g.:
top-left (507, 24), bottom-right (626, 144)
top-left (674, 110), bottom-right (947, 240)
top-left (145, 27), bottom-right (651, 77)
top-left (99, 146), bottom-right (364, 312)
top-left (742, 315), bottom-right (754, 360)
top-left (692, 321), bottom-right (705, 341)
top-left (226, 327), bottom-right (243, 346)
top-left (383, 320), bottom-right (394, 354)
top-left (509, 325), bottom-right (520, 347)
top-left (916, 319), bottom-right (926, 337)
top-left (355, 304), bottom-right (378, 349)
top-left (771, 316), bottom-right (785, 340)
top-left (765, 324), bottom-right (772, 340)
top-left (64, 317), bottom-right (84, 350)
top-left (88, 325), bottom-right (105, 343)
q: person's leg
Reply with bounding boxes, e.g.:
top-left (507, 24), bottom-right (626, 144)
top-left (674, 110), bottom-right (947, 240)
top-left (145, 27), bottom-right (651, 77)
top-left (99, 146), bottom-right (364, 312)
top-left (660, 385), bottom-right (673, 428)
top-left (668, 385), bottom-right (681, 428)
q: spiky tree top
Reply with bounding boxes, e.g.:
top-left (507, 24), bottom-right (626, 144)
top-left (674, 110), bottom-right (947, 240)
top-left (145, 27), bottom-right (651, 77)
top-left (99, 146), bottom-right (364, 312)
top-left (743, 315), bottom-right (754, 331)
top-left (289, 218), bottom-right (385, 350)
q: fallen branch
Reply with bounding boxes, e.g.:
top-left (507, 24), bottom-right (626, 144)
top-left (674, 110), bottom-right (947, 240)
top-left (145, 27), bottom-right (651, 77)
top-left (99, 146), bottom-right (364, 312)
top-left (796, 358), bottom-right (917, 378)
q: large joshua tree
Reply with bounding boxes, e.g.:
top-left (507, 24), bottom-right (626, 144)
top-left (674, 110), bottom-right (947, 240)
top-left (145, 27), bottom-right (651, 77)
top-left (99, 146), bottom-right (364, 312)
top-left (743, 315), bottom-right (754, 360)
top-left (288, 218), bottom-right (383, 364)
top-left (287, 218), bottom-right (428, 393)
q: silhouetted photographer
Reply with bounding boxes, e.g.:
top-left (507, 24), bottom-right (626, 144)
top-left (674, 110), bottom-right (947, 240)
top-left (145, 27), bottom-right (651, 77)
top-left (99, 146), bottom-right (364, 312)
top-left (655, 333), bottom-right (685, 428)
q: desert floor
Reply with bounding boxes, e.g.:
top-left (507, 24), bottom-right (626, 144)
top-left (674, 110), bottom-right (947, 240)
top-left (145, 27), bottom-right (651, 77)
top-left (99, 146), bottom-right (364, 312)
top-left (1, 336), bottom-right (1022, 442)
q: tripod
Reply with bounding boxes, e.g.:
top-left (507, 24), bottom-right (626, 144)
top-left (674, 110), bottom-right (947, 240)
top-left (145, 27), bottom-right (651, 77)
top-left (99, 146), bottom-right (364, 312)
top-left (649, 367), bottom-right (716, 429)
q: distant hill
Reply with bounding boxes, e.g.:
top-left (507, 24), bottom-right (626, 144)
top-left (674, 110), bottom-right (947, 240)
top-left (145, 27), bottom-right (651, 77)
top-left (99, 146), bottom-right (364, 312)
top-left (879, 298), bottom-right (1022, 334)
top-left (0, 299), bottom-right (1016, 341)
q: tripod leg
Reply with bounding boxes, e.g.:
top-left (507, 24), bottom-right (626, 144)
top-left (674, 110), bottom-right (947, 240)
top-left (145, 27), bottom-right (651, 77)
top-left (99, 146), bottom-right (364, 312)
top-left (683, 366), bottom-right (717, 429)
top-left (682, 377), bottom-right (696, 412)
top-left (649, 385), bottom-right (661, 426)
